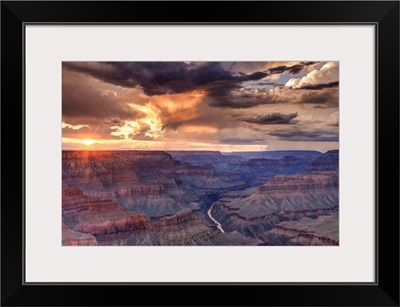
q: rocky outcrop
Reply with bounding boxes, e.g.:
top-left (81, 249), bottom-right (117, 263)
top-left (62, 187), bottom-right (152, 245)
top-left (304, 149), bottom-right (339, 173)
top-left (212, 203), bottom-right (337, 238)
top-left (214, 174), bottom-right (338, 219)
top-left (126, 208), bottom-right (215, 246)
top-left (210, 172), bottom-right (338, 240)
top-left (62, 222), bottom-right (98, 246)
top-left (259, 214), bottom-right (339, 246)
top-left (125, 209), bottom-right (262, 246)
top-left (115, 183), bottom-right (200, 217)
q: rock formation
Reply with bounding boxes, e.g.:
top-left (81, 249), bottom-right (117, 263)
top-left (62, 149), bottom-right (339, 246)
top-left (62, 186), bottom-right (261, 246)
top-left (259, 214), bottom-right (339, 245)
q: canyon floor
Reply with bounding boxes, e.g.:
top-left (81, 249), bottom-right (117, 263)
top-left (62, 149), bottom-right (339, 246)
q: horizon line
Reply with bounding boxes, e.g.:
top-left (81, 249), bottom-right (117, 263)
top-left (61, 149), bottom-right (338, 153)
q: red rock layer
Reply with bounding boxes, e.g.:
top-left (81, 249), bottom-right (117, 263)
top-left (62, 222), bottom-right (98, 246)
top-left (62, 187), bottom-right (151, 240)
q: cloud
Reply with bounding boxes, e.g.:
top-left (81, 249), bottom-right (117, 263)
top-left (64, 62), bottom-right (240, 96)
top-left (110, 102), bottom-right (164, 140)
top-left (268, 127), bottom-right (338, 142)
top-left (64, 61), bottom-right (338, 111)
top-left (256, 81), bottom-right (285, 87)
top-left (226, 61), bottom-right (318, 75)
top-left (267, 62), bottom-right (316, 75)
top-left (215, 126), bottom-right (269, 145)
top-left (285, 62), bottom-right (339, 88)
top-left (295, 81), bottom-right (339, 90)
top-left (300, 88), bottom-right (338, 107)
top-left (327, 111), bottom-right (339, 126)
top-left (240, 112), bottom-right (298, 125)
top-left (62, 70), bottom-right (144, 124)
top-left (62, 122), bottom-right (88, 130)
top-left (206, 86), bottom-right (284, 108)
top-left (62, 61), bottom-right (339, 149)
top-left (62, 124), bottom-right (121, 140)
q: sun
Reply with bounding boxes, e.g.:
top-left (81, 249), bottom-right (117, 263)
top-left (82, 139), bottom-right (96, 146)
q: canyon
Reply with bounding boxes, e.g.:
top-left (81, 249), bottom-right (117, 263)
top-left (62, 149), bottom-right (339, 246)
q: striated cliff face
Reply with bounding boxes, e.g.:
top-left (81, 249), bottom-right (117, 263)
top-left (62, 222), bottom-right (98, 246)
top-left (62, 187), bottom-right (151, 238)
top-left (114, 183), bottom-right (200, 217)
top-left (62, 187), bottom-right (261, 246)
top-left (62, 150), bottom-right (241, 218)
top-left (213, 174), bottom-right (338, 220)
top-left (304, 149), bottom-right (339, 173)
top-left (259, 214), bottom-right (339, 246)
top-left (211, 176), bottom-right (338, 239)
top-left (125, 208), bottom-right (262, 246)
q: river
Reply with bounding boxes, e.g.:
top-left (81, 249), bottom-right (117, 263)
top-left (207, 203), bottom-right (225, 233)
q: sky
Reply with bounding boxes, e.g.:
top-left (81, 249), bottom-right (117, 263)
top-left (62, 61), bottom-right (339, 152)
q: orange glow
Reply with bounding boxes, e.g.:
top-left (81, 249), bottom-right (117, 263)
top-left (82, 139), bottom-right (96, 146)
top-left (179, 125), bottom-right (218, 134)
top-left (150, 92), bottom-right (202, 117)
top-left (190, 91), bottom-right (206, 97)
top-left (62, 137), bottom-right (270, 152)
top-left (113, 102), bottom-right (163, 140)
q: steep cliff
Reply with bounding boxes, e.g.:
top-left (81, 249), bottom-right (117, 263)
top-left (62, 150), bottom-right (241, 218)
top-left (62, 187), bottom-right (260, 246)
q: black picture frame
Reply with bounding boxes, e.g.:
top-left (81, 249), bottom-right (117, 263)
top-left (1, 1), bottom-right (399, 306)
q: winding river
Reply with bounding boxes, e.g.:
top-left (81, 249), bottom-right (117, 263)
top-left (207, 203), bottom-right (225, 233)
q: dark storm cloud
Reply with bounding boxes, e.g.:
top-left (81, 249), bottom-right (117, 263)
top-left (295, 81), bottom-right (339, 90)
top-left (206, 95), bottom-right (281, 109)
top-left (206, 86), bottom-right (283, 108)
top-left (268, 65), bottom-right (303, 75)
top-left (267, 62), bottom-right (317, 75)
top-left (203, 62), bottom-right (320, 109)
top-left (240, 112), bottom-right (298, 125)
top-left (268, 128), bottom-right (338, 142)
top-left (300, 89), bottom-right (338, 107)
top-left (243, 71), bottom-right (268, 81)
top-left (256, 81), bottom-right (285, 87)
top-left (64, 61), bottom-right (325, 111)
top-left (62, 70), bottom-right (141, 124)
top-left (64, 62), bottom-right (240, 96)
top-left (104, 119), bottom-right (125, 125)
top-left (162, 122), bottom-right (183, 131)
